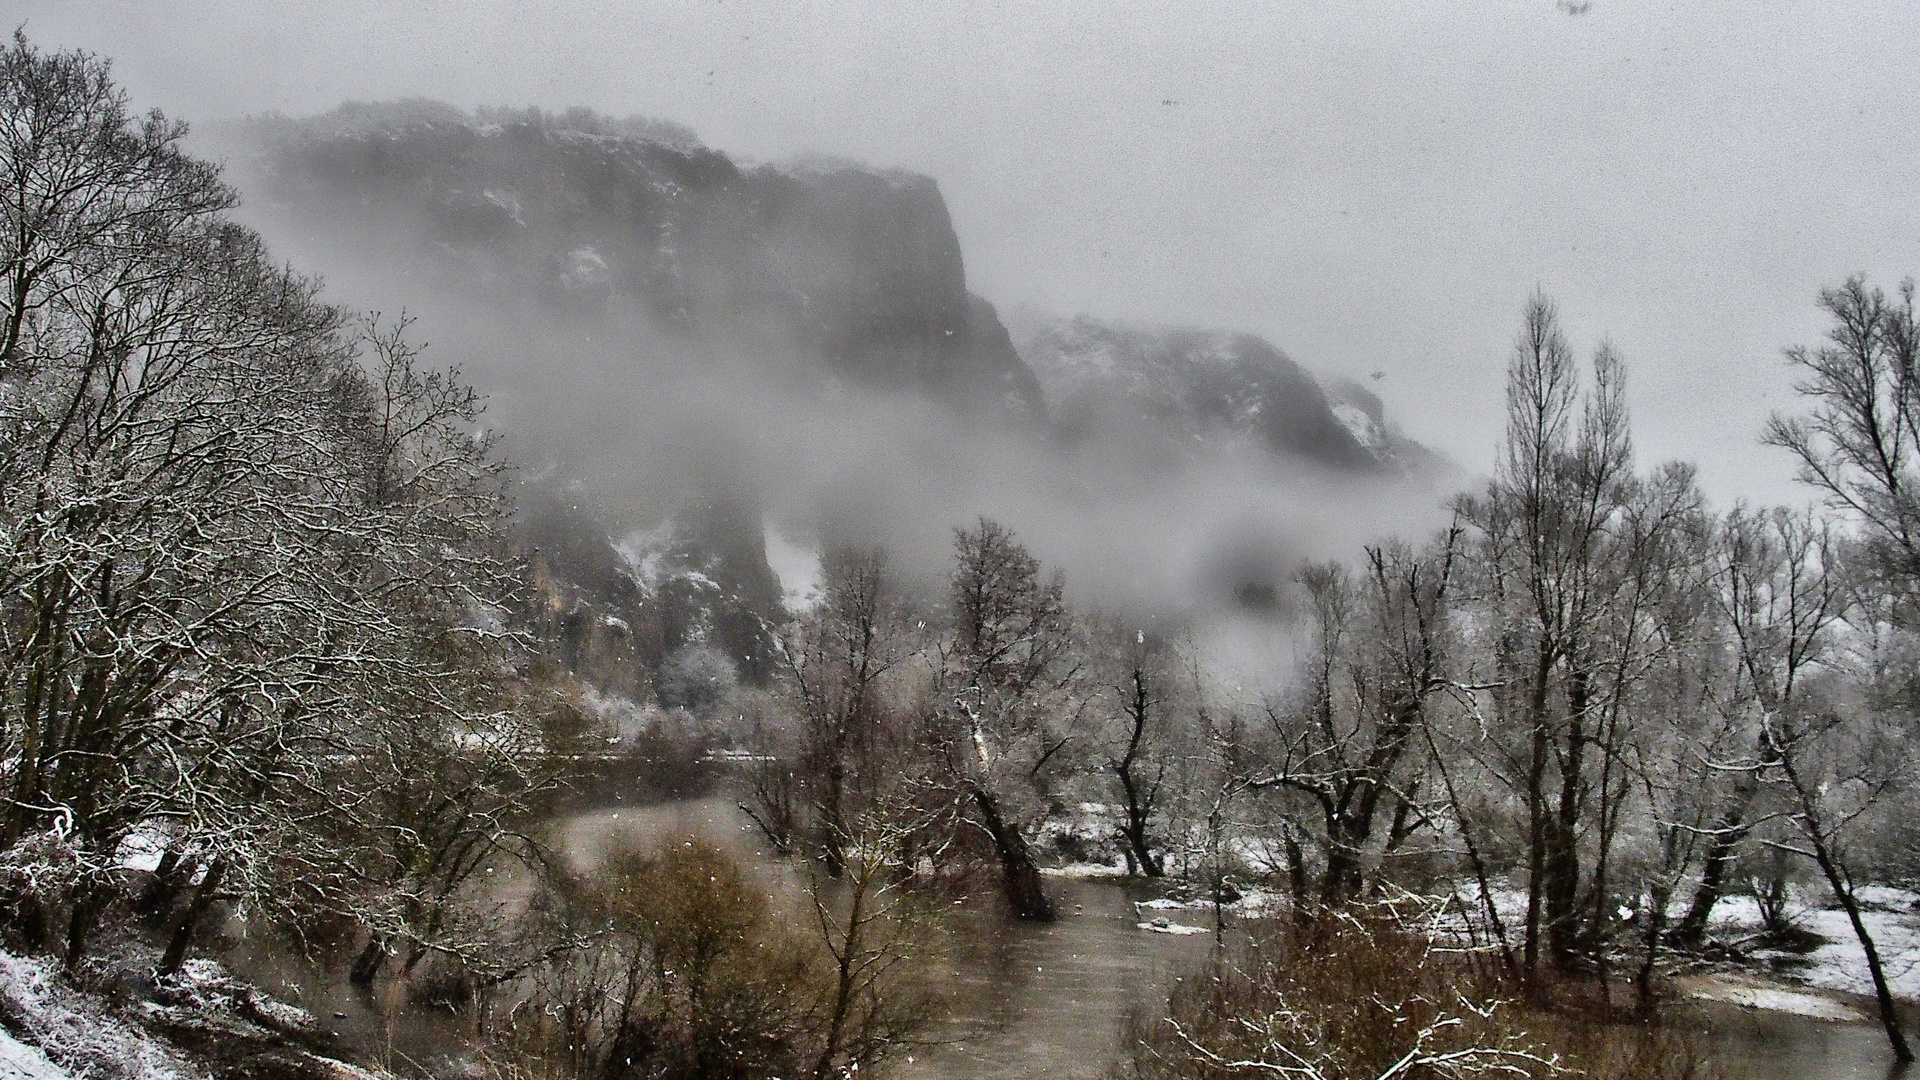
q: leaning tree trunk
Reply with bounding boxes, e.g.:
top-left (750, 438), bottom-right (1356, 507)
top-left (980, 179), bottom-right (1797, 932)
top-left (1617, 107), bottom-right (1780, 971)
top-left (1778, 747), bottom-right (1914, 1064)
top-left (1675, 734), bottom-right (1778, 947)
top-left (968, 782), bottom-right (1054, 921)
top-left (350, 932), bottom-right (390, 988)
top-left (158, 857), bottom-right (227, 977)
top-left (1810, 843), bottom-right (1914, 1063)
top-left (1674, 813), bottom-right (1747, 948)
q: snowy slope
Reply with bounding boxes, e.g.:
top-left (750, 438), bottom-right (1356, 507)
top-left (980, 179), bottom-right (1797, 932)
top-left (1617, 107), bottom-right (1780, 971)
top-left (0, 1032), bottom-right (66, 1080)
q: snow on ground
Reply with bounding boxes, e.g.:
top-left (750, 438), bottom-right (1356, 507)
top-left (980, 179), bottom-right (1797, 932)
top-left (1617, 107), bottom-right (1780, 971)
top-left (1128, 886), bottom-right (1286, 921)
top-left (0, 951), bottom-right (201, 1080)
top-left (1041, 861), bottom-right (1131, 879)
top-left (1138, 920), bottom-right (1212, 936)
top-left (1721, 894), bottom-right (1920, 1002)
top-left (0, 948), bottom-right (387, 1080)
top-left (0, 1032), bottom-right (67, 1080)
top-left (1685, 977), bottom-right (1864, 1022)
top-left (1437, 879), bottom-right (1920, 1009)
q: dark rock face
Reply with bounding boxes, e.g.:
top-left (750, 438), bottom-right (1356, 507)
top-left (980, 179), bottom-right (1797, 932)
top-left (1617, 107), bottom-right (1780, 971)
top-left (229, 106), bottom-right (1050, 690)
top-left (232, 106), bottom-right (1041, 417)
top-left (519, 489), bottom-right (787, 690)
top-left (225, 103), bottom-right (1442, 700)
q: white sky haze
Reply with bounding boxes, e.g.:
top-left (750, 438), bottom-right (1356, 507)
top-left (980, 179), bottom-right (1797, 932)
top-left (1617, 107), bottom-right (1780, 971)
top-left (17, 0), bottom-right (1920, 508)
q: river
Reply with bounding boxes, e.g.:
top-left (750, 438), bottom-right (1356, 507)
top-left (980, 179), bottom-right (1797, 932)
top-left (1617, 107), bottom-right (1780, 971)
top-left (556, 798), bottom-right (1914, 1080)
top-left (240, 797), bottom-right (1915, 1080)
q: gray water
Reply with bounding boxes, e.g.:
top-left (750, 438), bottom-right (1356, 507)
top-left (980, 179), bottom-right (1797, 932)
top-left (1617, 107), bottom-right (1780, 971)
top-left (1687, 1001), bottom-right (1905, 1080)
top-left (555, 799), bottom-right (1912, 1080)
top-left (238, 797), bottom-right (1912, 1080)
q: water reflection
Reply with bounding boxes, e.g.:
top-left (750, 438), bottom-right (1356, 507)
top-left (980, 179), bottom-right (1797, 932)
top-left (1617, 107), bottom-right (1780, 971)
top-left (232, 797), bottom-right (1907, 1080)
top-left (897, 876), bottom-right (1213, 1080)
top-left (1686, 998), bottom-right (1901, 1080)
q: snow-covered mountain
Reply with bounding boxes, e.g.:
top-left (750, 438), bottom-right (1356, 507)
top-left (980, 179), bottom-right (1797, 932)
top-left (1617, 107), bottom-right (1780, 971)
top-left (215, 102), bottom-right (1445, 699)
top-left (1017, 315), bottom-right (1438, 474)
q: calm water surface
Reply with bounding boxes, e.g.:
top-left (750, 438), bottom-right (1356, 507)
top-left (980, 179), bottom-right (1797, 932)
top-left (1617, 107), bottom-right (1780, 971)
top-left (240, 797), bottom-right (1912, 1080)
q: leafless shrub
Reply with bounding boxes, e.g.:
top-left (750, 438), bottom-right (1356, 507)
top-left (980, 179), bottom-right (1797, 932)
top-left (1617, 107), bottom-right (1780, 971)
top-left (1119, 912), bottom-right (1715, 1080)
top-left (495, 835), bottom-right (817, 1079)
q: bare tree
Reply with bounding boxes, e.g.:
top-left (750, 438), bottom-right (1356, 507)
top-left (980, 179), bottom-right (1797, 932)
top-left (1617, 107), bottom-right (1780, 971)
top-left (1458, 295), bottom-right (1692, 977)
top-left (1114, 664), bottom-right (1169, 877)
top-left (1672, 507), bottom-right (1844, 946)
top-left (1761, 698), bottom-right (1915, 1062)
top-left (1766, 276), bottom-right (1920, 620)
top-left (803, 814), bottom-right (942, 1080)
top-left (931, 519), bottom-right (1081, 921)
top-left (1253, 530), bottom-right (1460, 907)
top-left (774, 547), bottom-right (915, 877)
top-left (0, 36), bottom-right (541, 978)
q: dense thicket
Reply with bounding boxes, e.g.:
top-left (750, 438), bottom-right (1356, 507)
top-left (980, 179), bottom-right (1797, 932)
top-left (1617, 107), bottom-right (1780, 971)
top-left (0, 32), bottom-right (549, 981)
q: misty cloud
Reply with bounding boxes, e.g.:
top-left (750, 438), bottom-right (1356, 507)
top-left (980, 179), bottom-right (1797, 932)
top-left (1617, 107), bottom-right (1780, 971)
top-left (207, 106), bottom-right (1453, 627)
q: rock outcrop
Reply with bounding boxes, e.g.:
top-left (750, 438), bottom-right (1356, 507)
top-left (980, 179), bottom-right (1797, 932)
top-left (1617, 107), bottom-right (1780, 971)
top-left (230, 105), bottom-right (1041, 417)
top-left (1018, 315), bottom-right (1436, 474)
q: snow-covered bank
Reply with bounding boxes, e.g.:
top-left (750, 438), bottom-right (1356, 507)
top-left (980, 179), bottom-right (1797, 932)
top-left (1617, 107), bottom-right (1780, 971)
top-left (0, 1031), bottom-right (67, 1080)
top-left (0, 952), bottom-right (200, 1079)
top-left (1683, 974), bottom-right (1866, 1022)
top-left (0, 950), bottom-right (391, 1080)
top-left (1703, 890), bottom-right (1920, 1003)
top-left (1044, 862), bottom-right (1920, 1025)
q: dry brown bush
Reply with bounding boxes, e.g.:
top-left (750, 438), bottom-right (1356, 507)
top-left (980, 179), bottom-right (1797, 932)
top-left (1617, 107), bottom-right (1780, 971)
top-left (1117, 913), bottom-right (1716, 1080)
top-left (492, 831), bottom-right (939, 1080)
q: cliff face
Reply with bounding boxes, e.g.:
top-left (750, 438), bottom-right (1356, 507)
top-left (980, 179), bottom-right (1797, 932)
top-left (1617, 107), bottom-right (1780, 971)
top-left (519, 489), bottom-right (788, 694)
top-left (1018, 315), bottom-right (1434, 474)
top-left (232, 105), bottom-right (1041, 417)
top-left (223, 103), bottom-right (1438, 700)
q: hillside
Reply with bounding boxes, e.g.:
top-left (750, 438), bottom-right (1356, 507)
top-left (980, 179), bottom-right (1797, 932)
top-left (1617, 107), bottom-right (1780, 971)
top-left (214, 103), bottom-right (1443, 693)
top-left (227, 103), bottom-right (1041, 417)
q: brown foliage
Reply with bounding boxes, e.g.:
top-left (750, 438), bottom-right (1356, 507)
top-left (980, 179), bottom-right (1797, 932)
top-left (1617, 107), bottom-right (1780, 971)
top-left (1119, 914), bottom-right (1715, 1080)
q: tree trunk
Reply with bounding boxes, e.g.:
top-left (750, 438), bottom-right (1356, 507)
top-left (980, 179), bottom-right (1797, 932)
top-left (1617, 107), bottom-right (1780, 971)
top-left (1675, 819), bottom-right (1744, 948)
top-left (158, 857), bottom-right (227, 977)
top-left (1319, 799), bottom-right (1375, 905)
top-left (1778, 740), bottom-right (1914, 1064)
top-left (62, 881), bottom-right (106, 975)
top-left (1121, 815), bottom-right (1161, 878)
top-left (1636, 880), bottom-right (1670, 1018)
top-left (1522, 645), bottom-right (1554, 977)
top-left (136, 846), bottom-right (191, 922)
top-left (350, 933), bottom-right (390, 988)
top-left (1810, 845), bottom-right (1914, 1063)
top-left (1544, 666), bottom-right (1590, 970)
top-left (1675, 743), bottom-right (1771, 948)
top-left (1283, 827), bottom-right (1309, 911)
top-left (811, 871), bottom-right (869, 1080)
top-left (820, 753), bottom-right (848, 879)
top-left (1116, 669), bottom-right (1163, 877)
top-left (969, 783), bottom-right (1054, 921)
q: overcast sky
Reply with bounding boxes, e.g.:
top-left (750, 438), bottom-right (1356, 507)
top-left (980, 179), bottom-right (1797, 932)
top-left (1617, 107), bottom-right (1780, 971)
top-left (17, 0), bottom-right (1920, 508)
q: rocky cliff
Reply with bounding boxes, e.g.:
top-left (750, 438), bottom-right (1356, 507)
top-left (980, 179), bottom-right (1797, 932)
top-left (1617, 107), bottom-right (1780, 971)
top-left (1017, 314), bottom-right (1438, 474)
top-left (221, 102), bottom-right (1439, 700)
top-left (231, 103), bottom-right (1041, 417)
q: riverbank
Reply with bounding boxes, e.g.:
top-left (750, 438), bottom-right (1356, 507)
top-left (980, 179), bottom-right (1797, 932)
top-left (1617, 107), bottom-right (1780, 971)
top-left (8, 796), bottom-right (1912, 1080)
top-left (0, 946), bottom-right (393, 1080)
